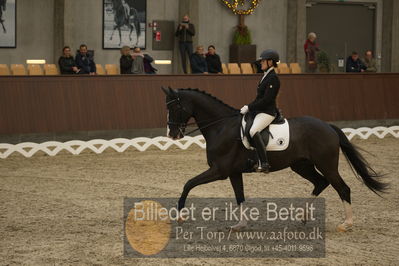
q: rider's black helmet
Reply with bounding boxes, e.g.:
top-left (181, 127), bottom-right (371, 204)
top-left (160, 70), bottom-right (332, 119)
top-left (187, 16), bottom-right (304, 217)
top-left (259, 49), bottom-right (280, 63)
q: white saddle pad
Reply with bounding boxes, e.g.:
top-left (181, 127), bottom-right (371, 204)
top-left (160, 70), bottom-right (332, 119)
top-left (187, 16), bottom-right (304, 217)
top-left (241, 118), bottom-right (290, 151)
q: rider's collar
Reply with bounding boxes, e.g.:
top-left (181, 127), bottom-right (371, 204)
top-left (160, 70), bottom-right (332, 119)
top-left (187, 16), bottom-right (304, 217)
top-left (260, 67), bottom-right (274, 83)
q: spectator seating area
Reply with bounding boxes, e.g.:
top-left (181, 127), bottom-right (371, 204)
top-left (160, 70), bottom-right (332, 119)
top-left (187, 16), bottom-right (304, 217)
top-left (0, 63), bottom-right (122, 76)
top-left (221, 62), bottom-right (302, 74)
top-left (0, 62), bottom-right (302, 75)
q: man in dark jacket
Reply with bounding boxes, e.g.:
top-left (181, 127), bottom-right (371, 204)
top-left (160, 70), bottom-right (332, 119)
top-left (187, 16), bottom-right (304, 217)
top-left (346, 51), bottom-right (366, 72)
top-left (175, 15), bottom-right (195, 74)
top-left (190, 46), bottom-right (208, 74)
top-left (120, 46), bottom-right (133, 74)
top-left (205, 45), bottom-right (222, 74)
top-left (75, 44), bottom-right (96, 75)
top-left (59, 46), bottom-right (79, 74)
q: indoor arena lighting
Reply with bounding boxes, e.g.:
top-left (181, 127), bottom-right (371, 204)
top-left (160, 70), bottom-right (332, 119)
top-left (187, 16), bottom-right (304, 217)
top-left (26, 59), bottom-right (46, 65)
top-left (154, 60), bottom-right (172, 65)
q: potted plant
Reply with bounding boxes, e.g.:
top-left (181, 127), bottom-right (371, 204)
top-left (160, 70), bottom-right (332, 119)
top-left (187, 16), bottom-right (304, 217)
top-left (220, 1), bottom-right (261, 63)
top-left (317, 50), bottom-right (331, 73)
top-left (229, 19), bottom-right (256, 63)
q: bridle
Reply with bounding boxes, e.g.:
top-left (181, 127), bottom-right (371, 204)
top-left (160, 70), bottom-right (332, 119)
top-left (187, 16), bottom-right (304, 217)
top-left (166, 96), bottom-right (239, 137)
top-left (166, 97), bottom-right (190, 137)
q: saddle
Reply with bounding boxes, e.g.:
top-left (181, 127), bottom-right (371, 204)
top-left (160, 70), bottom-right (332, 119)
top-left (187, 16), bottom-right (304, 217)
top-left (243, 109), bottom-right (285, 147)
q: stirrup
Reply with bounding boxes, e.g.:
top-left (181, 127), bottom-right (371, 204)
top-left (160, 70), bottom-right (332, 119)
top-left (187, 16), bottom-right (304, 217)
top-left (256, 162), bottom-right (270, 173)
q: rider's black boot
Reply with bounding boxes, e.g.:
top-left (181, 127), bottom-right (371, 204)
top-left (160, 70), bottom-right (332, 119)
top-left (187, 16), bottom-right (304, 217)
top-left (253, 132), bottom-right (271, 173)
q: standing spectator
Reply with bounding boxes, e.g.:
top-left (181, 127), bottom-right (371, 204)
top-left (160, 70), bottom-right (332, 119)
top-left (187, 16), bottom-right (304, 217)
top-left (190, 46), bottom-right (208, 74)
top-left (363, 50), bottom-right (377, 72)
top-left (120, 46), bottom-right (133, 74)
top-left (58, 46), bottom-right (79, 74)
top-left (304, 32), bottom-right (320, 73)
top-left (131, 47), bottom-right (155, 74)
top-left (75, 44), bottom-right (96, 75)
top-left (346, 51), bottom-right (366, 72)
top-left (206, 45), bottom-right (222, 74)
top-left (175, 15), bottom-right (195, 74)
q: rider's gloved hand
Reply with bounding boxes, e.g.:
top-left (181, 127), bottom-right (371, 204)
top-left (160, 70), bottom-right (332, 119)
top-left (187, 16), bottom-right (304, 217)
top-left (240, 105), bottom-right (249, 114)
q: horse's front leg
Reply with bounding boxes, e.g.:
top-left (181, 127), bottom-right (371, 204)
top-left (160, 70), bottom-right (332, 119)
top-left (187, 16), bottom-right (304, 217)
top-left (177, 167), bottom-right (222, 214)
top-left (0, 20), bottom-right (6, 33)
top-left (118, 28), bottom-right (122, 46)
top-left (110, 25), bottom-right (117, 40)
top-left (229, 173), bottom-right (247, 231)
top-left (129, 25), bottom-right (133, 41)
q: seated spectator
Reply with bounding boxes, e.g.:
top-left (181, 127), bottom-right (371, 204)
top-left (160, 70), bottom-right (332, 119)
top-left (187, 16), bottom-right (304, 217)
top-left (120, 46), bottom-right (133, 74)
top-left (363, 50), bottom-right (377, 72)
top-left (346, 51), bottom-right (366, 73)
top-left (190, 46), bottom-right (208, 74)
top-left (143, 57), bottom-right (157, 74)
top-left (75, 44), bottom-right (96, 75)
top-left (205, 45), bottom-right (222, 74)
top-left (131, 47), bottom-right (156, 74)
top-left (58, 46), bottom-right (79, 74)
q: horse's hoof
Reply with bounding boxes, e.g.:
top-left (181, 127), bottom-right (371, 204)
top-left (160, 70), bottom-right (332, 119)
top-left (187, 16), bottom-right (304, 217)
top-left (177, 214), bottom-right (188, 225)
top-left (337, 222), bottom-right (353, 232)
top-left (230, 225), bottom-right (245, 232)
top-left (177, 217), bottom-right (185, 225)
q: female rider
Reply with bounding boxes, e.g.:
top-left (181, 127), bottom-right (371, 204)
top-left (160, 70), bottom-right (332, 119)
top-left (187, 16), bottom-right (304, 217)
top-left (240, 49), bottom-right (281, 173)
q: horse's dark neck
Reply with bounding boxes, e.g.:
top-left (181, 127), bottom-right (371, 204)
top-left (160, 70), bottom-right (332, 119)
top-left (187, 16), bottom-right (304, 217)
top-left (181, 90), bottom-right (237, 140)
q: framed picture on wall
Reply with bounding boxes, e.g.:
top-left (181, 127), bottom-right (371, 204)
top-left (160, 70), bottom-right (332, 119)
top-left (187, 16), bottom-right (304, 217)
top-left (103, 0), bottom-right (146, 49)
top-left (0, 0), bottom-right (16, 48)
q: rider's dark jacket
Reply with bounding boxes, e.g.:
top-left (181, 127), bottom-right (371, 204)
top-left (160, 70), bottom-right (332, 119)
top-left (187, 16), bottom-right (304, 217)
top-left (248, 68), bottom-right (280, 116)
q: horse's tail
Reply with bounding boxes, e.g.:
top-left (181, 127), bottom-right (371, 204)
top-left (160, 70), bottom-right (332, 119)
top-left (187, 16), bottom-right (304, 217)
top-left (330, 124), bottom-right (388, 196)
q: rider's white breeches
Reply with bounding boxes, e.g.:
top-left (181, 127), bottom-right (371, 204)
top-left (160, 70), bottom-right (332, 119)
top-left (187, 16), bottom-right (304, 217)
top-left (250, 113), bottom-right (275, 137)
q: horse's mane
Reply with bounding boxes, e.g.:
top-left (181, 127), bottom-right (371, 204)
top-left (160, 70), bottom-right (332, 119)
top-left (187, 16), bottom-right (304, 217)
top-left (178, 88), bottom-right (238, 112)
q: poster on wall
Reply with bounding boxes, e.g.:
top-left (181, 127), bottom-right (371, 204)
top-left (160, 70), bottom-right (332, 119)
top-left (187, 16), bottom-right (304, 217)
top-left (103, 0), bottom-right (146, 49)
top-left (0, 0), bottom-right (16, 48)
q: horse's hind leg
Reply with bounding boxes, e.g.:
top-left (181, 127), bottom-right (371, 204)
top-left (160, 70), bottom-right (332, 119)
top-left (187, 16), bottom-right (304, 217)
top-left (291, 160), bottom-right (330, 197)
top-left (315, 158), bottom-right (353, 232)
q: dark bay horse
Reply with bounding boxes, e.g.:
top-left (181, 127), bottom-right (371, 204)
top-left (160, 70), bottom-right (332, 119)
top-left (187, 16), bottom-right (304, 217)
top-left (0, 0), bottom-right (6, 33)
top-left (110, 0), bottom-right (141, 46)
top-left (162, 87), bottom-right (387, 232)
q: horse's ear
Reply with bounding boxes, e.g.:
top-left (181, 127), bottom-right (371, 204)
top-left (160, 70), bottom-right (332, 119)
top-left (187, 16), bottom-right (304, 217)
top-left (161, 87), bottom-right (169, 95)
top-left (168, 87), bottom-right (178, 97)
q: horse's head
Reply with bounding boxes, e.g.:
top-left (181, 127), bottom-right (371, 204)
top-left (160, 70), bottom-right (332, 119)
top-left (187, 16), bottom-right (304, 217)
top-left (162, 87), bottom-right (193, 140)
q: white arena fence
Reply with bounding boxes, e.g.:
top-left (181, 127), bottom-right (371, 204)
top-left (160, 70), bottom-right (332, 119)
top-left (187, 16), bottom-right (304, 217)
top-left (0, 126), bottom-right (398, 159)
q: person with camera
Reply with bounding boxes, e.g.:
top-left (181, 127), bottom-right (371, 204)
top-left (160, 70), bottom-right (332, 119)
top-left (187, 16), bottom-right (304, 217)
top-left (175, 15), bottom-right (195, 74)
